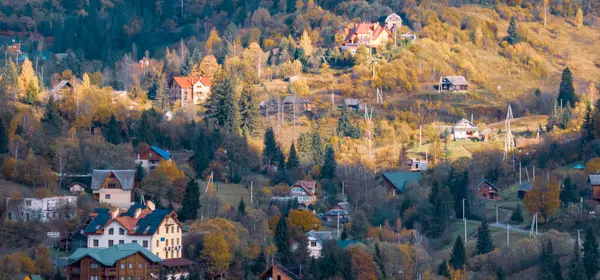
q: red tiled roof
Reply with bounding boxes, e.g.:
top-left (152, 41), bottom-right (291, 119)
top-left (344, 23), bottom-right (392, 43)
top-left (173, 76), bottom-right (211, 88)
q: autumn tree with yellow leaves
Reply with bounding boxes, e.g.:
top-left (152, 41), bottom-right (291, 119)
top-left (202, 233), bottom-right (232, 274)
top-left (523, 177), bottom-right (560, 222)
top-left (287, 209), bottom-right (322, 232)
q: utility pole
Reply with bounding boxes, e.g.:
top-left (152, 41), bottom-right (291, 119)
top-left (519, 161), bottom-right (522, 185)
top-left (507, 223), bottom-right (510, 245)
top-left (463, 198), bottom-right (467, 243)
top-left (495, 204), bottom-right (499, 225)
top-left (419, 125), bottom-right (422, 147)
top-left (250, 181), bottom-right (253, 204)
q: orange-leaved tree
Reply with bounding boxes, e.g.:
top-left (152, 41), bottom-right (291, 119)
top-left (523, 177), bottom-right (560, 222)
top-left (287, 209), bottom-right (322, 232)
top-left (202, 233), bottom-right (231, 274)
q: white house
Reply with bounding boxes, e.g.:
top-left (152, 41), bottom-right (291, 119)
top-left (452, 118), bottom-right (479, 140)
top-left (290, 181), bottom-right (317, 205)
top-left (135, 146), bottom-right (171, 172)
top-left (307, 230), bottom-right (334, 258)
top-left (91, 170), bottom-right (135, 209)
top-left (385, 13), bottom-right (403, 31)
top-left (84, 201), bottom-right (184, 260)
top-left (6, 196), bottom-right (77, 222)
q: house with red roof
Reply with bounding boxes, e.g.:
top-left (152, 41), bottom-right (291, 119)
top-left (341, 23), bottom-right (393, 54)
top-left (171, 76), bottom-right (211, 106)
top-left (290, 180), bottom-right (317, 205)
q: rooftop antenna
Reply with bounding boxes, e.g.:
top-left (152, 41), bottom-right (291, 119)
top-left (504, 105), bottom-right (514, 161)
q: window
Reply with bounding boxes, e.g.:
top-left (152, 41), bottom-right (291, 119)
top-left (119, 240), bottom-right (124, 244)
top-left (93, 240), bottom-right (99, 247)
top-left (109, 183), bottom-right (116, 188)
top-left (149, 152), bottom-right (153, 157)
top-left (143, 240), bottom-right (148, 248)
top-left (46, 212), bottom-right (51, 219)
top-left (166, 239), bottom-right (169, 246)
top-left (166, 227), bottom-right (169, 234)
top-left (25, 200), bottom-right (31, 206)
top-left (119, 228), bottom-right (125, 235)
top-left (25, 213), bottom-right (30, 221)
top-left (128, 263), bottom-right (133, 269)
top-left (278, 276), bottom-right (281, 280)
top-left (132, 240), bottom-right (137, 243)
top-left (108, 240), bottom-right (114, 246)
top-left (171, 239), bottom-right (174, 246)
top-left (138, 263), bottom-right (143, 269)
top-left (120, 277), bottom-right (125, 280)
top-left (91, 264), bottom-right (98, 269)
top-left (91, 276), bottom-right (99, 280)
top-left (311, 241), bottom-right (317, 247)
top-left (177, 238), bottom-right (179, 245)
top-left (105, 194), bottom-right (111, 199)
top-left (120, 264), bottom-right (125, 269)
top-left (177, 227), bottom-right (180, 233)
top-left (156, 240), bottom-right (159, 247)
top-left (7, 213), bottom-right (11, 221)
top-left (109, 228), bottom-right (114, 235)
top-left (128, 277), bottom-right (132, 280)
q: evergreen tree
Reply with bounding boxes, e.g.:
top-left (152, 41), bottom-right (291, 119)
top-left (497, 267), bottom-right (506, 280)
top-left (507, 16), bottom-right (520, 45)
top-left (104, 115), bottom-right (122, 144)
top-left (155, 74), bottom-right (170, 110)
top-left (308, 257), bottom-right (321, 280)
top-left (148, 76), bottom-right (158, 100)
top-left (538, 240), bottom-right (556, 280)
top-left (341, 227), bottom-right (348, 240)
top-left (438, 260), bottom-right (451, 277)
top-left (311, 132), bottom-right (323, 165)
top-left (206, 74), bottom-right (237, 131)
top-left (193, 130), bottom-right (210, 177)
top-left (582, 104), bottom-right (595, 141)
top-left (54, 267), bottom-right (65, 280)
top-left (135, 164), bottom-right (145, 183)
top-left (547, 101), bottom-right (561, 131)
top-left (560, 177), bottom-right (579, 205)
top-left (452, 170), bottom-right (470, 219)
top-left (583, 228), bottom-right (599, 279)
top-left (286, 142), bottom-right (299, 169)
top-left (238, 85), bottom-right (259, 136)
top-left (350, 211), bottom-right (369, 241)
top-left (41, 95), bottom-right (61, 136)
top-left (374, 242), bottom-right (386, 279)
top-left (179, 178), bottom-right (200, 221)
top-left (262, 127), bottom-right (281, 167)
top-left (476, 219), bottom-right (494, 255)
top-left (237, 198), bottom-right (246, 216)
top-left (1, 60), bottom-right (18, 95)
top-left (23, 80), bottom-right (39, 104)
top-left (449, 236), bottom-right (466, 270)
top-left (552, 259), bottom-right (563, 280)
top-left (511, 203), bottom-right (524, 223)
top-left (137, 110), bottom-right (156, 144)
top-left (568, 242), bottom-right (587, 280)
top-left (429, 181), bottom-right (447, 237)
top-left (0, 120), bottom-right (7, 154)
top-left (274, 216), bottom-right (292, 264)
top-left (321, 144), bottom-right (337, 179)
top-left (560, 105), bottom-right (572, 129)
top-left (336, 107), bottom-right (359, 138)
top-left (558, 68), bottom-right (577, 108)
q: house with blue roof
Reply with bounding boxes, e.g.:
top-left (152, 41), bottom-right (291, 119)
top-left (65, 243), bottom-right (162, 280)
top-left (84, 201), bottom-right (185, 261)
top-left (135, 146), bottom-right (172, 172)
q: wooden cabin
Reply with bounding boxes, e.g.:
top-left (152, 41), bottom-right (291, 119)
top-left (589, 175), bottom-right (600, 202)
top-left (476, 179), bottom-right (500, 200)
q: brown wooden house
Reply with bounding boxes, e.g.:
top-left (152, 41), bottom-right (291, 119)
top-left (259, 265), bottom-right (300, 280)
top-left (66, 243), bottom-right (162, 280)
top-left (476, 179), bottom-right (500, 200)
top-left (589, 175), bottom-right (600, 202)
top-left (441, 76), bottom-right (469, 92)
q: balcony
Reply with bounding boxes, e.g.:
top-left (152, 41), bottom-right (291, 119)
top-left (104, 268), bottom-right (117, 275)
top-left (68, 267), bottom-right (80, 274)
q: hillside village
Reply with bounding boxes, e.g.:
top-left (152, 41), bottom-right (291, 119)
top-left (0, 0), bottom-right (599, 280)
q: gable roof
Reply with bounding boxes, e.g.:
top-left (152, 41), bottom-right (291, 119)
top-left (293, 180), bottom-right (317, 195)
top-left (452, 118), bottom-right (478, 132)
top-left (173, 76), bottom-right (211, 88)
top-left (385, 13), bottom-right (403, 22)
top-left (29, 275), bottom-right (43, 280)
top-left (444, 76), bottom-right (469, 85)
top-left (84, 205), bottom-right (175, 236)
top-left (259, 265), bottom-right (300, 280)
top-left (51, 80), bottom-right (74, 92)
top-left (589, 175), bottom-right (600, 185)
top-left (67, 243), bottom-right (162, 266)
top-left (337, 240), bottom-right (361, 249)
top-left (344, 98), bottom-right (360, 107)
top-left (344, 23), bottom-right (393, 43)
top-left (519, 182), bottom-right (533, 192)
top-left (307, 230), bottom-right (334, 242)
top-left (91, 170), bottom-right (135, 190)
top-left (476, 179), bottom-right (499, 192)
top-left (381, 172), bottom-right (421, 193)
top-left (283, 95), bottom-right (310, 104)
top-left (84, 209), bottom-right (111, 233)
top-left (150, 146), bottom-right (171, 160)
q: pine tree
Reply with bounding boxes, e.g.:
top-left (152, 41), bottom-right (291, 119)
top-left (538, 240), bottom-right (556, 280)
top-left (507, 16), bottom-right (521, 45)
top-left (449, 236), bottom-right (466, 270)
top-left (374, 242), bottom-right (386, 279)
top-left (104, 115), bottom-right (122, 144)
top-left (429, 181), bottom-right (447, 238)
top-left (497, 267), bottom-right (506, 280)
top-left (42, 95), bottom-right (61, 136)
top-left (275, 216), bottom-right (292, 264)
top-left (452, 171), bottom-right (470, 219)
top-left (237, 198), bottom-right (246, 216)
top-left (1, 60), bottom-right (18, 95)
top-left (336, 107), bottom-right (358, 138)
top-left (311, 132), bottom-right (323, 165)
top-left (341, 227), bottom-right (348, 240)
top-left (511, 204), bottom-right (524, 223)
top-left (438, 260), bottom-right (451, 277)
top-left (582, 104), bottom-right (595, 141)
top-left (583, 228), bottom-right (599, 279)
top-left (179, 178), bottom-right (200, 221)
top-left (286, 142), bottom-right (299, 169)
top-left (262, 127), bottom-right (280, 168)
top-left (137, 110), bottom-right (156, 144)
top-left (193, 130), bottom-right (210, 177)
top-left (552, 259), bottom-right (563, 280)
top-left (560, 104), bottom-right (572, 129)
top-left (476, 219), bottom-right (494, 255)
top-left (560, 177), bottom-right (578, 205)
top-left (308, 257), bottom-right (321, 280)
top-left (350, 211), bottom-right (369, 241)
top-left (206, 74), bottom-right (237, 131)
top-left (135, 164), bottom-right (145, 183)
top-left (321, 144), bottom-right (337, 179)
top-left (0, 120), bottom-right (7, 154)
top-left (569, 242), bottom-right (587, 280)
top-left (238, 85), bottom-right (258, 136)
top-left (155, 74), bottom-right (170, 110)
top-left (558, 68), bottom-right (577, 108)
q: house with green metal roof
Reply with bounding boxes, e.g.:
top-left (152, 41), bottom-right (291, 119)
top-left (66, 243), bottom-right (162, 280)
top-left (381, 172), bottom-right (422, 194)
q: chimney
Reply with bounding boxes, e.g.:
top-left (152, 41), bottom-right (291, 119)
top-left (146, 200), bottom-right (155, 211)
top-left (134, 208), bottom-right (142, 219)
top-left (110, 208), bottom-right (119, 219)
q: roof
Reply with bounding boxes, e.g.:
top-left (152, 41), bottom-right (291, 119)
top-left (518, 182), bottom-right (532, 192)
top-left (452, 118), bottom-right (478, 132)
top-left (160, 258), bottom-right (194, 267)
top-left (589, 175), bottom-right (600, 185)
top-left (51, 80), bottom-right (74, 92)
top-left (133, 209), bottom-right (171, 235)
top-left (337, 240), bottom-right (361, 248)
top-left (326, 209), bottom-right (350, 216)
top-left (574, 163), bottom-right (585, 170)
top-left (381, 172), bottom-right (421, 192)
top-left (84, 209), bottom-right (111, 233)
top-left (344, 23), bottom-right (392, 43)
top-left (84, 205), bottom-right (175, 236)
top-left (282, 95), bottom-right (310, 104)
top-left (444, 76), bottom-right (469, 85)
top-left (260, 265), bottom-right (300, 280)
top-left (150, 146), bottom-right (171, 160)
top-left (67, 243), bottom-right (162, 266)
top-left (173, 76), bottom-right (211, 88)
top-left (337, 201), bottom-right (352, 211)
top-left (293, 180), bottom-right (317, 195)
top-left (344, 98), bottom-right (360, 107)
top-left (91, 170), bottom-right (135, 190)
top-left (386, 13), bottom-right (403, 22)
top-left (29, 276), bottom-right (43, 280)
top-left (476, 179), bottom-right (499, 192)
top-left (307, 230), bottom-right (334, 242)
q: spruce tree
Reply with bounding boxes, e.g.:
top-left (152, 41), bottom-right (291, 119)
top-left (137, 110), bottom-right (156, 144)
top-left (538, 240), bottom-right (556, 280)
top-left (429, 181), bottom-right (447, 238)
top-left (155, 74), bottom-right (170, 110)
top-left (583, 228), bottom-right (599, 279)
top-left (206, 74), bottom-right (237, 131)
top-left (582, 104), bottom-right (595, 141)
top-left (311, 132), bottom-right (323, 165)
top-left (476, 219), bottom-right (494, 255)
top-left (374, 242), bottom-right (386, 279)
top-left (507, 16), bottom-right (520, 45)
top-left (350, 211), bottom-right (369, 241)
top-left (511, 204), bottom-right (524, 223)
top-left (135, 164), bottom-right (145, 183)
top-left (274, 216), bottom-right (292, 264)
top-left (569, 242), bottom-right (587, 280)
top-left (23, 80), bottom-right (39, 104)
top-left (308, 257), bottom-right (321, 280)
top-left (179, 178), bottom-right (200, 221)
top-left (497, 267), bottom-right (506, 280)
top-left (560, 177), bottom-right (578, 205)
top-left (449, 236), bottom-right (466, 270)
top-left (193, 130), bottom-right (210, 177)
top-left (42, 95), bottom-right (61, 136)
top-left (321, 144), bottom-right (337, 179)
top-left (341, 227), bottom-right (348, 240)
top-left (287, 142), bottom-right (299, 169)
top-left (558, 68), bottom-right (577, 107)
top-left (238, 85), bottom-right (259, 136)
top-left (262, 127), bottom-right (280, 167)
top-left (438, 260), bottom-right (451, 277)
top-left (552, 259), bottom-right (564, 280)
top-left (237, 198), bottom-right (246, 216)
top-left (105, 115), bottom-right (122, 144)
top-left (1, 60), bottom-right (18, 95)
top-left (0, 120), bottom-right (7, 154)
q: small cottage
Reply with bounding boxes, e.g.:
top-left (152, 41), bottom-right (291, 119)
top-left (588, 175), bottom-right (600, 202)
top-left (344, 98), bottom-right (361, 111)
top-left (306, 230), bottom-right (334, 258)
top-left (408, 158), bottom-right (427, 171)
top-left (518, 182), bottom-right (532, 199)
top-left (476, 179), bottom-right (500, 200)
top-left (283, 96), bottom-right (311, 113)
top-left (452, 119), bottom-right (479, 140)
top-left (385, 13), bottom-right (403, 31)
top-left (259, 265), bottom-right (300, 280)
top-left (441, 76), bottom-right (469, 92)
